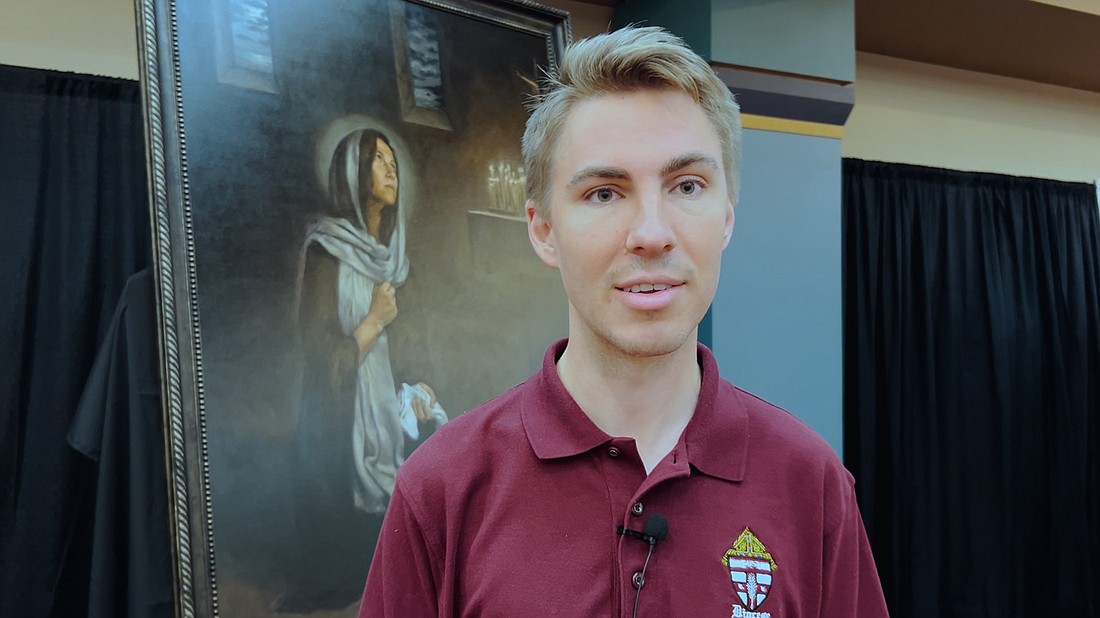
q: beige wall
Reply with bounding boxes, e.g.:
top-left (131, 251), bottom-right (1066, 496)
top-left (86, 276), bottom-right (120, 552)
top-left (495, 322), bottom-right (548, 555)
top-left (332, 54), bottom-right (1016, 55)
top-left (844, 52), bottom-right (1100, 183)
top-left (2, 1), bottom-right (1099, 184)
top-left (538, 0), bottom-right (612, 39)
top-left (0, 0), bottom-right (139, 78)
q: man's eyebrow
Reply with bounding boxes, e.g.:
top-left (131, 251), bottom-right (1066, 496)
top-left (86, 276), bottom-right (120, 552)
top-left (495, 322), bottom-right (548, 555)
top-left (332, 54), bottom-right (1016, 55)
top-left (566, 166), bottom-right (631, 190)
top-left (661, 153), bottom-right (720, 177)
top-left (564, 154), bottom-right (719, 189)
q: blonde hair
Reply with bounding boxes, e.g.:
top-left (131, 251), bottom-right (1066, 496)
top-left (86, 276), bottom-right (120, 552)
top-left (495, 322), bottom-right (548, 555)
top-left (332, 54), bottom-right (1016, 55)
top-left (522, 25), bottom-right (742, 215)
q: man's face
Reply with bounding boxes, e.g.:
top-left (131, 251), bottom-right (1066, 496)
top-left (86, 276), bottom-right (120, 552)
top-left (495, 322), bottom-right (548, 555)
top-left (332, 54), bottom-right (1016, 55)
top-left (362, 137), bottom-right (398, 208)
top-left (527, 89), bottom-right (734, 360)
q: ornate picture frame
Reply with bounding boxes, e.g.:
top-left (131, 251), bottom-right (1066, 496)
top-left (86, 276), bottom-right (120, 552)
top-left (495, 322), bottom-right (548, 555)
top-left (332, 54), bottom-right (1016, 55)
top-left (135, 1), bottom-right (570, 615)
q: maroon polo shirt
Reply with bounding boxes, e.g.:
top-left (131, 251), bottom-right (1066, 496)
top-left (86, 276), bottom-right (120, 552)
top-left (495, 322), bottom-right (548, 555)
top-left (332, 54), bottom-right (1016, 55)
top-left (360, 340), bottom-right (888, 617)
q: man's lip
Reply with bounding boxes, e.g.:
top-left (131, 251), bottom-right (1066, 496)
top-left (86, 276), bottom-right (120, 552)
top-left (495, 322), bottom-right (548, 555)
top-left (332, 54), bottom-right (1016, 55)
top-left (614, 284), bottom-right (682, 311)
top-left (614, 278), bottom-right (685, 291)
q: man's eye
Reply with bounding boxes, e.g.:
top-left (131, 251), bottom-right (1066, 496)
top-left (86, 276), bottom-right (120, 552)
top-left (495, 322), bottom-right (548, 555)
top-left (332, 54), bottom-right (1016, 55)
top-left (676, 180), bottom-right (701, 195)
top-left (591, 188), bottom-right (617, 203)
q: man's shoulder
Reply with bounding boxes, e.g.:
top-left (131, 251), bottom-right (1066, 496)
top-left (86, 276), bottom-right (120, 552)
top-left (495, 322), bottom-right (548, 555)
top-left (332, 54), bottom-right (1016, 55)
top-left (398, 379), bottom-right (531, 487)
top-left (721, 380), bottom-right (844, 470)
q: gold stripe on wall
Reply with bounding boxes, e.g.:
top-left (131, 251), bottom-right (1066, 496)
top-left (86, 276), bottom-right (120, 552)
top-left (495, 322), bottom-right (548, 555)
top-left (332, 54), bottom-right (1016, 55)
top-left (742, 113), bottom-right (844, 139)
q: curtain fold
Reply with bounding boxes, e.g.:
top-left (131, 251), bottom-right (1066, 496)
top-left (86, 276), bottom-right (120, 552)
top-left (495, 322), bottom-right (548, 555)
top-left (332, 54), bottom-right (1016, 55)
top-left (843, 159), bottom-right (1100, 618)
top-left (0, 64), bottom-right (151, 617)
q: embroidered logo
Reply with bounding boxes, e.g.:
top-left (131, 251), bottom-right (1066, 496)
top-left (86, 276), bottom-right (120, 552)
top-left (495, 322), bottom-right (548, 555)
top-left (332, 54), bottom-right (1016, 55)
top-left (722, 527), bottom-right (778, 617)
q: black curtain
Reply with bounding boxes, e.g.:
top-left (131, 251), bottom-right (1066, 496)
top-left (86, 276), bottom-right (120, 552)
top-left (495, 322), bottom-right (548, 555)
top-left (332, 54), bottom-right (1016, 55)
top-left (0, 65), bottom-right (152, 617)
top-left (843, 159), bottom-right (1100, 617)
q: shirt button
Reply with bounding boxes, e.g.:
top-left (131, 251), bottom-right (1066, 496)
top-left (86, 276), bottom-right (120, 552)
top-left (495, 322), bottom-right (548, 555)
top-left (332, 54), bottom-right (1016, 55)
top-left (631, 502), bottom-right (644, 516)
top-left (632, 571), bottom-right (645, 589)
top-left (607, 446), bottom-right (621, 458)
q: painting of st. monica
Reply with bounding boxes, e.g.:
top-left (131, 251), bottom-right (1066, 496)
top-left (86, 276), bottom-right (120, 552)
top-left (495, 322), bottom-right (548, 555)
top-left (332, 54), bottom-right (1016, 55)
top-left (137, 0), bottom-right (570, 615)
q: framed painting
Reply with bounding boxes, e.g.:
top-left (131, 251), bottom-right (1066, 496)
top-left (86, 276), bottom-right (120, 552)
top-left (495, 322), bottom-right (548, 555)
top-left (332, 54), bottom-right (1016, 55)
top-left (135, 0), bottom-right (571, 615)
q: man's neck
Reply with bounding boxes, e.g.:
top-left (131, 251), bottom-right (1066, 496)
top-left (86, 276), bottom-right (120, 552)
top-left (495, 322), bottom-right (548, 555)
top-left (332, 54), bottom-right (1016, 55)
top-left (556, 337), bottom-right (701, 474)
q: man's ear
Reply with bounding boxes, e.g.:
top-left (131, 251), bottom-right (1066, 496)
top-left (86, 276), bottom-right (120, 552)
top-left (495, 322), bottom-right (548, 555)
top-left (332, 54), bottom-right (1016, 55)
top-left (527, 200), bottom-right (558, 268)
top-left (722, 197), bottom-right (735, 249)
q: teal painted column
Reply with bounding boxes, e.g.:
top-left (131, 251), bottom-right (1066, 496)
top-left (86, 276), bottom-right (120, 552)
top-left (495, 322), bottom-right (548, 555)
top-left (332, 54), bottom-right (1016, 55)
top-left (615, 0), bottom-right (854, 82)
top-left (713, 129), bottom-right (843, 455)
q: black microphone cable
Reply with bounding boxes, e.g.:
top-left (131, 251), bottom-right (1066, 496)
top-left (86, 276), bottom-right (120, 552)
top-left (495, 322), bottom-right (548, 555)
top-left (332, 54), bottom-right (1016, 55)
top-left (622, 514), bottom-right (669, 618)
top-left (631, 540), bottom-right (657, 618)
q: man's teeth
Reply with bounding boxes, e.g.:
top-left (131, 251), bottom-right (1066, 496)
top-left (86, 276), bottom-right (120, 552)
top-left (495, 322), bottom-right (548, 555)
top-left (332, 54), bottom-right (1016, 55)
top-left (627, 283), bottom-right (670, 293)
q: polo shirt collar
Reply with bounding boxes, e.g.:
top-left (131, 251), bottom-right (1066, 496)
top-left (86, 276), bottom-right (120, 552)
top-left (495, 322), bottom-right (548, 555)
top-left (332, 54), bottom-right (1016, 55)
top-left (521, 340), bottom-right (611, 459)
top-left (683, 343), bottom-right (749, 482)
top-left (520, 339), bottom-right (749, 482)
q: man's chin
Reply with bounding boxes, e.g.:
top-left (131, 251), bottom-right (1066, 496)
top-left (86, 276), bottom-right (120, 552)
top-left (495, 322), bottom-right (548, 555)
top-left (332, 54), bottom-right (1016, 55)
top-left (601, 329), bottom-right (697, 360)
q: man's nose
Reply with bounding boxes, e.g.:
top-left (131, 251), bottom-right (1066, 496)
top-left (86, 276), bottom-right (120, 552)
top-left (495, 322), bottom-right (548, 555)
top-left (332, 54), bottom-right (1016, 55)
top-left (625, 191), bottom-right (676, 257)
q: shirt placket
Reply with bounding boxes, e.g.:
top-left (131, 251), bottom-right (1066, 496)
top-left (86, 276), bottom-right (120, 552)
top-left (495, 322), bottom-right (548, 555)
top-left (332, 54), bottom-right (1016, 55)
top-left (598, 438), bottom-right (691, 617)
top-left (623, 442), bottom-right (694, 617)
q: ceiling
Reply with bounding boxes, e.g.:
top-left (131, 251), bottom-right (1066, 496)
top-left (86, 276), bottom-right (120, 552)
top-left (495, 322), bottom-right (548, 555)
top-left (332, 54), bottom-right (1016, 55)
top-left (576, 0), bottom-right (1100, 93)
top-left (857, 0), bottom-right (1100, 93)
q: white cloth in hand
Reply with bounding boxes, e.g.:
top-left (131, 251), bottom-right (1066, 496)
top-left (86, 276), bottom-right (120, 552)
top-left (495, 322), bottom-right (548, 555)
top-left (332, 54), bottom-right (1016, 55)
top-left (398, 382), bottom-right (447, 441)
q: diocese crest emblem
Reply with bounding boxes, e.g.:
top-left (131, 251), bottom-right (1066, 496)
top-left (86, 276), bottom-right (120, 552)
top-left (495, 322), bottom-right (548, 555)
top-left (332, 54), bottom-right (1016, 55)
top-left (722, 527), bottom-right (778, 617)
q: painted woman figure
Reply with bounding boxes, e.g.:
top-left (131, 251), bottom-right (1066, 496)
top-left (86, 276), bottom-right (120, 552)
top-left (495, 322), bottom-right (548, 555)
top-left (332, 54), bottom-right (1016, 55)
top-left (283, 128), bottom-right (444, 611)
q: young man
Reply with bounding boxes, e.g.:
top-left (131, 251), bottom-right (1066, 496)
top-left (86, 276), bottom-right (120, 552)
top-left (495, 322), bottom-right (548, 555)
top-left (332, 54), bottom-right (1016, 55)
top-left (359, 26), bottom-right (889, 617)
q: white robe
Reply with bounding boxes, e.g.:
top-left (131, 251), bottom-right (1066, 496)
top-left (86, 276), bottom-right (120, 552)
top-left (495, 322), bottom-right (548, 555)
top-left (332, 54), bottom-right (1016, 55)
top-left (304, 215), bottom-right (409, 514)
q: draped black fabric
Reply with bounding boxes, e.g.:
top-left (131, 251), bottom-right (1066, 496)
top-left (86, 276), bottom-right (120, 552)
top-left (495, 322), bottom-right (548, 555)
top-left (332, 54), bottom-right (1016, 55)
top-left (843, 159), bottom-right (1100, 618)
top-left (66, 270), bottom-right (172, 618)
top-left (0, 65), bottom-right (152, 617)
